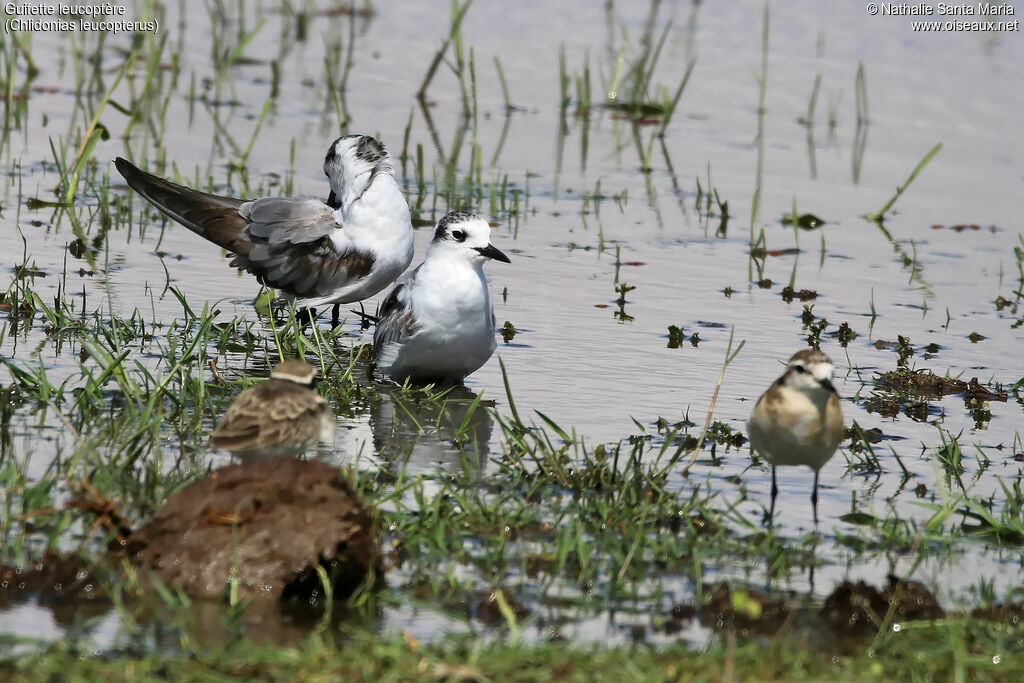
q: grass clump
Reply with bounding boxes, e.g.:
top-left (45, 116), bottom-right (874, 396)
top-left (3, 615), bottom-right (1024, 681)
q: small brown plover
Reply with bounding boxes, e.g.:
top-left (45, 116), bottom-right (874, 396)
top-left (747, 349), bottom-right (844, 526)
top-left (209, 359), bottom-right (335, 459)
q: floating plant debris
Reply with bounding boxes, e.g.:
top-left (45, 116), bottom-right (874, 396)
top-left (781, 213), bottom-right (826, 230)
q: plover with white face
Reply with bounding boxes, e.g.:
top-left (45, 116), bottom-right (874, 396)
top-left (209, 359), bottom-right (335, 459)
top-left (747, 349), bottom-right (845, 527)
top-left (373, 211), bottom-right (510, 385)
top-left (115, 135), bottom-right (414, 326)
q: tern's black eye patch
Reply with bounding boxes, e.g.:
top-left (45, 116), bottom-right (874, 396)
top-left (434, 211), bottom-right (477, 241)
top-left (451, 230), bottom-right (467, 242)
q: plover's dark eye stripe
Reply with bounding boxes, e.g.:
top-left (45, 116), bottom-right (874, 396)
top-left (793, 364), bottom-right (808, 374)
top-left (451, 230), bottom-right (466, 242)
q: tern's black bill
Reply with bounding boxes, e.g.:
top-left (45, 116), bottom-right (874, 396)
top-left (326, 190), bottom-right (340, 209)
top-left (474, 243), bottom-right (511, 263)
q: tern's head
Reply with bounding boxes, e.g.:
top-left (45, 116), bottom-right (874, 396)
top-left (780, 349), bottom-right (837, 395)
top-left (323, 135), bottom-right (393, 212)
top-left (270, 359), bottom-right (318, 387)
top-left (427, 211), bottom-right (511, 266)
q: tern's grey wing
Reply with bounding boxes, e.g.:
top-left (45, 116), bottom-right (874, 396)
top-left (114, 157), bottom-right (251, 254)
top-left (234, 197), bottom-right (375, 299)
top-left (116, 158), bottom-right (375, 300)
top-left (373, 267), bottom-right (420, 353)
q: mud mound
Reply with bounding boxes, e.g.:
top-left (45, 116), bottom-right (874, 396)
top-left (125, 456), bottom-right (381, 602)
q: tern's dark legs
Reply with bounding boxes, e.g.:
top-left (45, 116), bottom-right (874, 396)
top-left (331, 304), bottom-right (341, 329)
top-left (811, 470), bottom-right (820, 527)
top-left (355, 302), bottom-right (373, 330)
top-left (296, 307), bottom-right (318, 328)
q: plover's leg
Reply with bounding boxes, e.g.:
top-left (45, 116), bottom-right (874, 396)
top-left (811, 470), bottom-right (820, 527)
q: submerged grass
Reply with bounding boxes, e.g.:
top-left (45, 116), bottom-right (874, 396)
top-left (868, 142), bottom-right (943, 225)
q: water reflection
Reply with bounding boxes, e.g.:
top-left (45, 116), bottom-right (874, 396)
top-left (204, 361), bottom-right (495, 479)
top-left (369, 384), bottom-right (494, 476)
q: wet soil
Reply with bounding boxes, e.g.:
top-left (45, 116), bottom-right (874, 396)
top-left (0, 553), bottom-right (110, 627)
top-left (662, 575), bottom-right (946, 643)
top-left (821, 575), bottom-right (944, 637)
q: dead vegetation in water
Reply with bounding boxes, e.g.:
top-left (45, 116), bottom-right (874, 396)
top-left (874, 367), bottom-right (1008, 403)
top-left (875, 367), bottom-right (967, 398)
top-left (867, 367), bottom-right (1007, 425)
top-left (666, 324), bottom-right (701, 349)
top-left (835, 321), bottom-right (857, 346)
top-left (780, 212), bottom-right (826, 230)
top-left (65, 479), bottom-right (133, 552)
top-left (780, 286), bottom-right (818, 303)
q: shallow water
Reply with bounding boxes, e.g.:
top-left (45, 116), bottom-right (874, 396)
top-left (2, 0), bottom-right (1023, 650)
